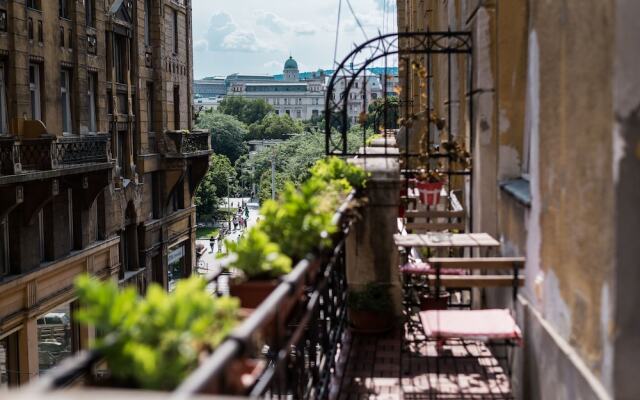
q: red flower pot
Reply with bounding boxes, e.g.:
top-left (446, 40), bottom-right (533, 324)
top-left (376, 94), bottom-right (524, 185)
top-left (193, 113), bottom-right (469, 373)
top-left (417, 181), bottom-right (444, 206)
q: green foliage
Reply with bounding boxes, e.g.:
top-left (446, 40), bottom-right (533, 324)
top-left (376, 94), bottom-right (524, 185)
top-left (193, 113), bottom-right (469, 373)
top-left (225, 227), bottom-right (292, 280)
top-left (259, 178), bottom-right (341, 261)
top-left (368, 96), bottom-right (399, 131)
top-left (196, 111), bottom-right (248, 163)
top-left (258, 170), bottom-right (288, 204)
top-left (74, 276), bottom-right (239, 390)
top-left (195, 154), bottom-right (237, 221)
top-left (218, 96), bottom-right (274, 125)
top-left (208, 154), bottom-right (237, 198)
top-left (243, 128), bottom-right (367, 201)
top-left (247, 113), bottom-right (305, 140)
top-left (348, 283), bottom-right (392, 313)
top-left (310, 156), bottom-right (369, 191)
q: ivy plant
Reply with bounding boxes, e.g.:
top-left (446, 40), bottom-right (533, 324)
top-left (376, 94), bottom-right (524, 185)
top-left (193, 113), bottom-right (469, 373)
top-left (74, 276), bottom-right (239, 390)
top-left (225, 226), bottom-right (292, 280)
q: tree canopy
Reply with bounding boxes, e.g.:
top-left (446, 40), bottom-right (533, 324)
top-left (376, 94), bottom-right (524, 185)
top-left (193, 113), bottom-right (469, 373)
top-left (194, 154), bottom-right (238, 221)
top-left (217, 96), bottom-right (274, 125)
top-left (196, 111), bottom-right (248, 163)
top-left (247, 113), bottom-right (305, 140)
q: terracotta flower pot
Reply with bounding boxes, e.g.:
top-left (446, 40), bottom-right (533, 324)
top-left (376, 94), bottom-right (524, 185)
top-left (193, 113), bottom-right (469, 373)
top-left (229, 280), bottom-right (279, 309)
top-left (348, 309), bottom-right (393, 334)
top-left (417, 181), bottom-right (444, 206)
top-left (420, 291), bottom-right (450, 311)
top-left (225, 358), bottom-right (266, 395)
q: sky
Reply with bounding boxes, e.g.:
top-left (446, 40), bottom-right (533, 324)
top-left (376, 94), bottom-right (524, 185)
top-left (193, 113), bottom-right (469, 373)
top-left (191, 0), bottom-right (397, 79)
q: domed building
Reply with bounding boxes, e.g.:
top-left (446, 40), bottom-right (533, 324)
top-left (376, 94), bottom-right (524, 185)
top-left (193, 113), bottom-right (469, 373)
top-left (283, 56), bottom-right (300, 82)
top-left (215, 56), bottom-right (387, 122)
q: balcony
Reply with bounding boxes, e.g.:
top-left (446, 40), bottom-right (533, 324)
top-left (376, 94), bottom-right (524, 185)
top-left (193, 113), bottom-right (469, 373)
top-left (157, 130), bottom-right (212, 158)
top-left (0, 134), bottom-right (112, 184)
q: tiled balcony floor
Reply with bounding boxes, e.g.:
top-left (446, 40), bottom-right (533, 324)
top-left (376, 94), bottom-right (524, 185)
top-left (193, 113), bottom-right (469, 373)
top-left (337, 328), bottom-right (514, 400)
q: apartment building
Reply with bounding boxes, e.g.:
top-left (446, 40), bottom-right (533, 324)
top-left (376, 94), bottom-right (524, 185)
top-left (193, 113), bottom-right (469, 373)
top-left (0, 0), bottom-right (210, 387)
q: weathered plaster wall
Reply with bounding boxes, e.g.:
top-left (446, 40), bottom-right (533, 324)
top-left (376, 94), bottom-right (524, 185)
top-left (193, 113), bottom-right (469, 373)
top-left (413, 0), bottom-right (621, 397)
top-left (530, 0), bottom-right (615, 386)
top-left (612, 0), bottom-right (640, 398)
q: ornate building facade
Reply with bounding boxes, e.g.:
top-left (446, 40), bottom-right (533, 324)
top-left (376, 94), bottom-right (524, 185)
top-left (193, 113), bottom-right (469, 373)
top-left (0, 0), bottom-right (210, 387)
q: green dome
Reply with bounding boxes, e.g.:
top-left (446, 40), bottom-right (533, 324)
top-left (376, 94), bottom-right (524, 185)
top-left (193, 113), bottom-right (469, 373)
top-left (284, 56), bottom-right (298, 70)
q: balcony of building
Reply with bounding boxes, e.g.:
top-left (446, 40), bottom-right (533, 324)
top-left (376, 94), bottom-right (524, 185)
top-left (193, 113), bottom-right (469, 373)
top-left (157, 130), bottom-right (212, 159)
top-left (0, 120), bottom-right (113, 185)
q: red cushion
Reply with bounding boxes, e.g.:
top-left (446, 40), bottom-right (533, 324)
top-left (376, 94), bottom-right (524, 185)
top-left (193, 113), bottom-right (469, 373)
top-left (400, 262), bottom-right (430, 274)
top-left (419, 309), bottom-right (522, 343)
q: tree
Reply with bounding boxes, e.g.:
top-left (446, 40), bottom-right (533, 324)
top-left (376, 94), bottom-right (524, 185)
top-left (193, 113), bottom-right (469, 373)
top-left (247, 113), bottom-right (304, 140)
top-left (196, 112), bottom-right (248, 163)
top-left (368, 96), bottom-right (399, 132)
top-left (209, 154), bottom-right (237, 198)
top-left (217, 96), bottom-right (274, 125)
top-left (245, 126), bottom-right (370, 202)
top-left (194, 154), bottom-right (238, 222)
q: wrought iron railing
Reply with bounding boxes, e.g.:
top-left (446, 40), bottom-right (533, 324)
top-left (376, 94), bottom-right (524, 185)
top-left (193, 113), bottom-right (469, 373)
top-left (54, 135), bottom-right (110, 167)
top-left (175, 195), bottom-right (354, 398)
top-left (0, 137), bottom-right (19, 175)
top-left (19, 137), bottom-right (55, 171)
top-left (26, 193), bottom-right (358, 399)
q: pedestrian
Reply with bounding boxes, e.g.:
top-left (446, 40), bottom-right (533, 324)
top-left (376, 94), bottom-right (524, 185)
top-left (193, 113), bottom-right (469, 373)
top-left (209, 235), bottom-right (215, 252)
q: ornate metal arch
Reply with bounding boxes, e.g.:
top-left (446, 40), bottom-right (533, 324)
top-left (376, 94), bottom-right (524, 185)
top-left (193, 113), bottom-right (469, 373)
top-left (324, 31), bottom-right (472, 157)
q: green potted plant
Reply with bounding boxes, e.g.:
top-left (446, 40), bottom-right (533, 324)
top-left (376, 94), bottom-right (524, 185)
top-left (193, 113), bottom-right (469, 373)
top-left (225, 226), bottom-right (293, 309)
top-left (74, 275), bottom-right (240, 390)
top-left (259, 178), bottom-right (340, 264)
top-left (348, 283), bottom-right (394, 333)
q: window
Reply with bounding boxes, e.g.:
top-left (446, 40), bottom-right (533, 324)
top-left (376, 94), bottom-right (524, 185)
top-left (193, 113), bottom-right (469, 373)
top-left (285, 110), bottom-right (290, 116)
top-left (85, 0), bottom-right (95, 27)
top-left (38, 210), bottom-right (45, 262)
top-left (172, 10), bottom-right (178, 54)
top-left (173, 86), bottom-right (180, 130)
top-left (296, 110), bottom-right (301, 119)
top-left (37, 303), bottom-right (77, 374)
top-left (27, 0), bottom-right (41, 10)
top-left (146, 82), bottom-right (154, 134)
top-left (0, 218), bottom-right (8, 276)
top-left (59, 0), bottom-right (70, 19)
top-left (59, 27), bottom-right (64, 47)
top-left (87, 73), bottom-right (97, 132)
top-left (67, 28), bottom-right (73, 50)
top-left (38, 20), bottom-right (43, 43)
top-left (114, 35), bottom-right (126, 84)
top-left (0, 331), bottom-right (19, 388)
top-left (67, 188), bottom-right (74, 248)
top-left (312, 109), bottom-right (319, 117)
top-left (29, 63), bottom-right (41, 120)
top-left (167, 244), bottom-right (185, 292)
top-left (0, 10), bottom-right (6, 32)
top-left (275, 110), bottom-right (279, 115)
top-left (151, 173), bottom-right (160, 219)
top-left (117, 131), bottom-right (125, 174)
top-left (144, 0), bottom-right (151, 46)
top-left (28, 18), bottom-right (33, 40)
top-left (0, 63), bottom-right (6, 134)
top-left (61, 69), bottom-right (72, 134)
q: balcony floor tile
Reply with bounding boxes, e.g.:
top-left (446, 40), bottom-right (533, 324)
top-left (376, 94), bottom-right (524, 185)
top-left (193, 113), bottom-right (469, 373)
top-left (336, 328), bottom-right (514, 400)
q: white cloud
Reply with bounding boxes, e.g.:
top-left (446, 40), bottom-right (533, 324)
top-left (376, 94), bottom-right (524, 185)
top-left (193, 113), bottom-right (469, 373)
top-left (201, 12), bottom-right (275, 53)
top-left (256, 11), bottom-right (317, 36)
